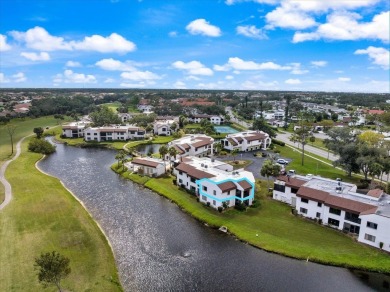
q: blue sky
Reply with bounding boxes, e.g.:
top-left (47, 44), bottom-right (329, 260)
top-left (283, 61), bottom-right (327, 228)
top-left (0, 0), bottom-right (389, 92)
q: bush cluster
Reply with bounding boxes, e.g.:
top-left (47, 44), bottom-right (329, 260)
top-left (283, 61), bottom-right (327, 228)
top-left (271, 139), bottom-right (285, 146)
top-left (28, 138), bottom-right (56, 154)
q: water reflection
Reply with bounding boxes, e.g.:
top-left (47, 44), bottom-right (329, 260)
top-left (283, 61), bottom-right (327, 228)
top-left (38, 143), bottom-right (388, 292)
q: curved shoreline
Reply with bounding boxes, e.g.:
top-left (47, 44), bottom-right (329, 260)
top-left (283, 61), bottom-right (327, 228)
top-left (35, 156), bottom-right (122, 287)
top-left (111, 165), bottom-right (390, 275)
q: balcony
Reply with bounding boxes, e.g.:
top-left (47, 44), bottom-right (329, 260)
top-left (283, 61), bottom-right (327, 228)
top-left (344, 212), bottom-right (361, 224)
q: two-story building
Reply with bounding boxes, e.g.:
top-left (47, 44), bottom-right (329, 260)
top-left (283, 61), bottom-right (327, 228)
top-left (62, 122), bottom-right (90, 138)
top-left (84, 125), bottom-right (145, 142)
top-left (167, 134), bottom-right (214, 160)
top-left (221, 130), bottom-right (271, 152)
top-left (153, 119), bottom-right (176, 136)
top-left (126, 157), bottom-right (167, 177)
top-left (188, 114), bottom-right (224, 125)
top-left (273, 174), bottom-right (390, 251)
top-left (173, 157), bottom-right (255, 209)
top-left (118, 113), bottom-right (132, 123)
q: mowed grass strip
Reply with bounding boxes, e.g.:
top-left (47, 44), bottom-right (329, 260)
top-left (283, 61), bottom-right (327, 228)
top-left (0, 116), bottom-right (70, 163)
top-left (0, 141), bottom-right (122, 292)
top-left (0, 182), bottom-right (4, 204)
top-left (113, 165), bottom-right (390, 273)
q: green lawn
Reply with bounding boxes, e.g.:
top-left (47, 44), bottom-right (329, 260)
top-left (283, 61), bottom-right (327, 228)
top-left (0, 116), bottom-right (70, 164)
top-left (0, 140), bottom-right (122, 291)
top-left (112, 165), bottom-right (390, 273)
top-left (0, 182), bottom-right (4, 204)
top-left (274, 145), bottom-right (361, 184)
top-left (225, 159), bottom-right (253, 169)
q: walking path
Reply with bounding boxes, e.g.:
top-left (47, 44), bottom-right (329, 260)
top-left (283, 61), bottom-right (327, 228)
top-left (0, 137), bottom-right (27, 210)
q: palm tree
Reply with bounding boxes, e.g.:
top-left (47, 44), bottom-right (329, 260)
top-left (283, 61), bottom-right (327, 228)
top-left (214, 141), bottom-right (223, 155)
top-left (231, 148), bottom-right (239, 162)
top-left (115, 150), bottom-right (127, 170)
top-left (168, 146), bottom-right (179, 169)
top-left (159, 145), bottom-right (168, 160)
top-left (261, 159), bottom-right (282, 188)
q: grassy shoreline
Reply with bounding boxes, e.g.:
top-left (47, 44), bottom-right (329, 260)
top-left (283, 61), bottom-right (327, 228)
top-left (0, 140), bottom-right (122, 291)
top-left (111, 164), bottom-right (390, 274)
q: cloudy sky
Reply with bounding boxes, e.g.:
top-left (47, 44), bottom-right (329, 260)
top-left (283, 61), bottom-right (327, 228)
top-left (0, 0), bottom-right (389, 92)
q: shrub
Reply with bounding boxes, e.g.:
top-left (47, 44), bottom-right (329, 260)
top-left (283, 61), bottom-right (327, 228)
top-left (172, 179), bottom-right (177, 185)
top-left (318, 219), bottom-right (323, 225)
top-left (220, 150), bottom-right (228, 156)
top-left (273, 149), bottom-right (280, 154)
top-left (380, 242), bottom-right (384, 249)
top-left (272, 139), bottom-right (285, 146)
top-left (206, 202), bottom-right (210, 207)
top-left (250, 200), bottom-right (260, 208)
top-left (217, 206), bottom-right (223, 213)
top-left (234, 202), bottom-right (247, 212)
top-left (28, 138), bottom-right (56, 154)
top-left (196, 197), bottom-right (200, 202)
top-left (222, 201), bottom-right (228, 209)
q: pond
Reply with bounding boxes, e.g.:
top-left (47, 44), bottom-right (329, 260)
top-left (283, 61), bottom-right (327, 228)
top-left (214, 125), bottom-right (239, 134)
top-left (38, 143), bottom-right (390, 292)
top-left (134, 143), bottom-right (163, 155)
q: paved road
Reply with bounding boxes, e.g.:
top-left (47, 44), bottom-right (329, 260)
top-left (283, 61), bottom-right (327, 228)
top-left (276, 132), bottom-right (339, 162)
top-left (225, 107), bottom-right (251, 129)
top-left (0, 137), bottom-right (26, 210)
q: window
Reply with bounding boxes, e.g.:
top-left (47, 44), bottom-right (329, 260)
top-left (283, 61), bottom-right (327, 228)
top-left (317, 202), bottom-right (322, 207)
top-left (301, 198), bottom-right (309, 204)
top-left (213, 190), bottom-right (216, 196)
top-left (179, 179), bottom-right (182, 184)
top-left (178, 171), bottom-right (183, 175)
top-left (367, 221), bottom-right (378, 229)
top-left (202, 195), bottom-right (207, 201)
top-left (300, 208), bottom-right (307, 214)
top-left (364, 234), bottom-right (376, 242)
top-left (316, 212), bottom-right (321, 218)
top-left (329, 207), bottom-right (341, 216)
top-left (328, 218), bottom-right (340, 227)
top-left (273, 184), bottom-right (285, 193)
top-left (291, 188), bottom-right (298, 194)
top-left (191, 177), bottom-right (196, 183)
top-left (203, 186), bottom-right (207, 191)
top-left (213, 200), bottom-right (216, 206)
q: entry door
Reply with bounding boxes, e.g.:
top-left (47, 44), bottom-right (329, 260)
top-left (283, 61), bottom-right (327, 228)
top-left (292, 197), bottom-right (297, 207)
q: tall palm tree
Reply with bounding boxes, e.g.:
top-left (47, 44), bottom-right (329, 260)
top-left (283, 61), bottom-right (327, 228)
top-left (159, 145), bottom-right (168, 160)
top-left (168, 146), bottom-right (179, 169)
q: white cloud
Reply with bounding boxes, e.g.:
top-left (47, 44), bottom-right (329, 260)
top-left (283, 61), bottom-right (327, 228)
top-left (169, 31), bottom-right (178, 37)
top-left (236, 25), bottom-right (267, 39)
top-left (285, 78), bottom-right (301, 84)
top-left (12, 72), bottom-right (27, 83)
top-left (54, 70), bottom-right (96, 84)
top-left (104, 78), bottom-right (115, 83)
top-left (265, 3), bottom-right (317, 30)
top-left (20, 51), bottom-right (50, 61)
top-left (10, 26), bottom-right (136, 53)
top-left (186, 75), bottom-right (201, 81)
top-left (241, 80), bottom-right (279, 90)
top-left (66, 61), bottom-right (81, 67)
top-left (0, 73), bottom-right (10, 83)
top-left (71, 33), bottom-right (136, 53)
top-left (95, 58), bottom-right (135, 71)
top-left (217, 57), bottom-right (291, 71)
top-left (355, 46), bottom-right (389, 69)
top-left (120, 82), bottom-right (147, 88)
top-left (226, 75), bottom-right (234, 80)
top-left (293, 11), bottom-right (389, 43)
top-left (338, 77), bottom-right (351, 82)
top-left (172, 60), bottom-right (214, 76)
top-left (225, 0), bottom-right (278, 5)
top-left (0, 34), bottom-right (12, 51)
top-left (213, 64), bottom-right (230, 72)
top-left (311, 60), bottom-right (328, 67)
top-left (173, 81), bottom-right (186, 89)
top-left (121, 70), bottom-right (161, 81)
top-left (186, 19), bottom-right (221, 37)
top-left (289, 63), bottom-right (308, 74)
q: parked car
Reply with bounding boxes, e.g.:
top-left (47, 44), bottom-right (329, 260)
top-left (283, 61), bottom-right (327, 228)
top-left (287, 170), bottom-right (296, 175)
top-left (277, 158), bottom-right (289, 165)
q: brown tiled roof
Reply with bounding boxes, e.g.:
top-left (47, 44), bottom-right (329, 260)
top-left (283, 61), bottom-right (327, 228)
top-left (217, 181), bottom-right (237, 192)
top-left (325, 196), bottom-right (376, 214)
top-left (192, 137), bottom-right (212, 148)
top-left (227, 138), bottom-right (237, 146)
top-left (360, 208), bottom-right (378, 215)
top-left (238, 180), bottom-right (252, 190)
top-left (367, 189), bottom-right (383, 198)
top-left (193, 114), bottom-right (211, 118)
top-left (276, 175), bottom-right (306, 188)
top-left (297, 186), bottom-right (329, 203)
top-left (235, 137), bottom-right (243, 142)
top-left (132, 158), bottom-right (161, 168)
top-left (174, 145), bottom-right (185, 154)
top-left (244, 133), bottom-right (266, 142)
top-left (175, 163), bottom-right (214, 180)
top-left (181, 143), bottom-right (191, 150)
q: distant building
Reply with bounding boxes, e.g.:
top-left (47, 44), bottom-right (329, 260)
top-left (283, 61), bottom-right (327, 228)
top-left (118, 113), bottom-right (132, 123)
top-left (167, 134), bottom-right (214, 160)
top-left (126, 157), bottom-right (167, 177)
top-left (273, 174), bottom-right (390, 252)
top-left (188, 114), bottom-right (224, 125)
top-left (173, 156), bottom-right (255, 209)
top-left (62, 122), bottom-right (90, 138)
top-left (221, 130), bottom-right (271, 152)
top-left (153, 119), bottom-right (176, 136)
top-left (84, 125), bottom-right (145, 142)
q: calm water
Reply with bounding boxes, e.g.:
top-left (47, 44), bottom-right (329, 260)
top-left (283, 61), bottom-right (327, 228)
top-left (38, 143), bottom-right (389, 292)
top-left (135, 143), bottom-right (163, 154)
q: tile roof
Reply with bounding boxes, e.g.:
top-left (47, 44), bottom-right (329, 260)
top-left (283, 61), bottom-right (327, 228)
top-left (192, 137), bottom-right (212, 148)
top-left (217, 181), bottom-right (237, 192)
top-left (238, 180), bottom-right (252, 190)
top-left (276, 175), bottom-right (307, 188)
top-left (244, 133), bottom-right (266, 142)
top-left (297, 186), bottom-right (329, 203)
top-left (175, 163), bottom-right (214, 180)
top-left (325, 195), bottom-right (376, 214)
top-left (227, 138), bottom-right (238, 146)
top-left (132, 158), bottom-right (161, 168)
top-left (367, 189), bottom-right (383, 198)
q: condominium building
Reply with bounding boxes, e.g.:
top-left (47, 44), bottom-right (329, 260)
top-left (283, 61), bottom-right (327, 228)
top-left (84, 125), bottom-right (145, 142)
top-left (153, 119), bottom-right (176, 136)
top-left (173, 157), bottom-right (255, 209)
top-left (62, 122), bottom-right (89, 138)
top-left (221, 130), bottom-right (271, 152)
top-left (167, 134), bottom-right (214, 160)
top-left (188, 114), bottom-right (224, 125)
top-left (273, 174), bottom-right (390, 251)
